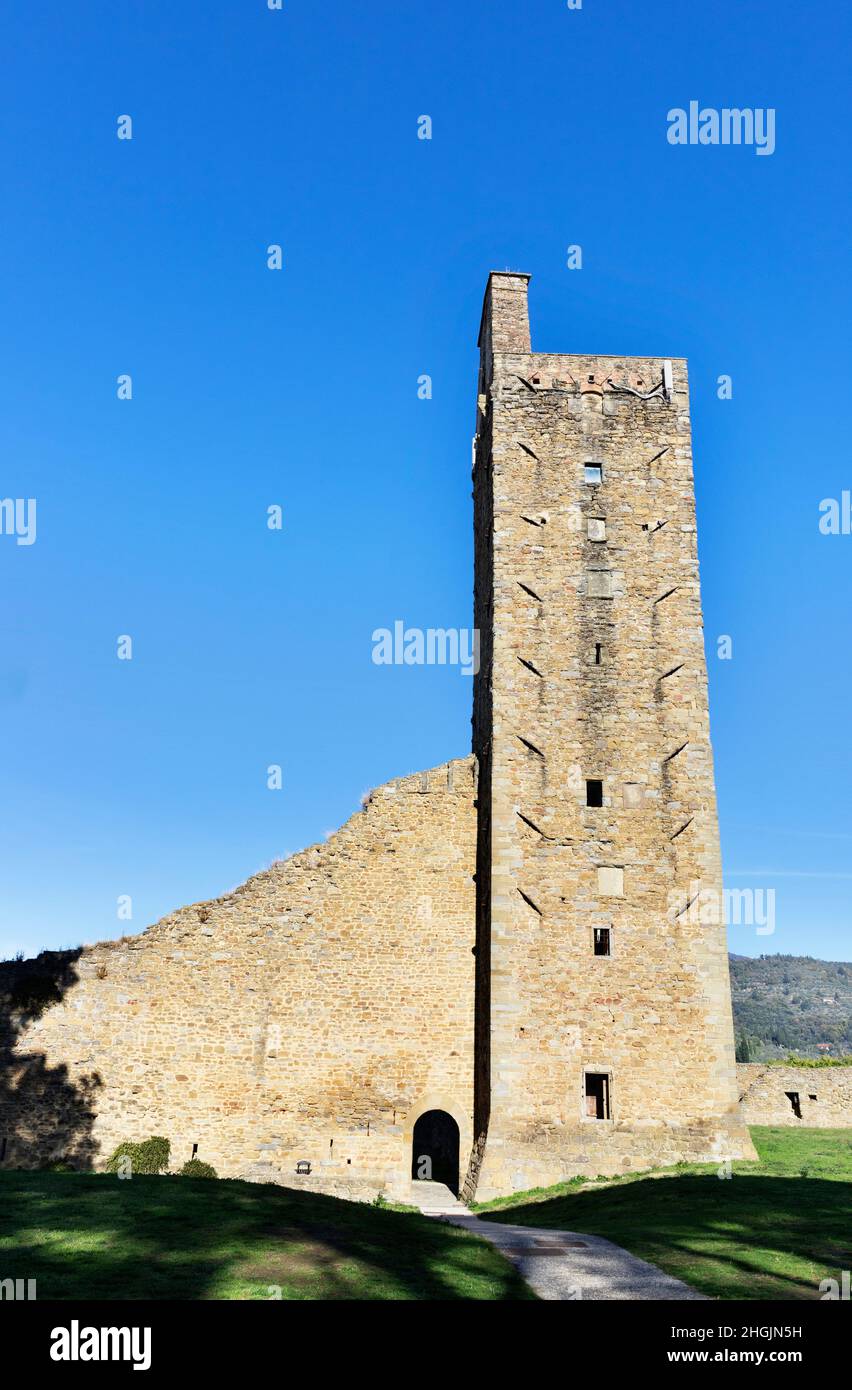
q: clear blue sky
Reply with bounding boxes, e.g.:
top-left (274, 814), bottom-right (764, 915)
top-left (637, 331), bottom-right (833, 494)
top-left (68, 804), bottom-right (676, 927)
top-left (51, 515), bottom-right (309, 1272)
top-left (1, 1), bottom-right (849, 962)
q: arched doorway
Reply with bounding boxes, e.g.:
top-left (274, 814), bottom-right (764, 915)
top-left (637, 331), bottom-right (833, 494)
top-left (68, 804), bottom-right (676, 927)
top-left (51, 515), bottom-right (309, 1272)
top-left (411, 1110), bottom-right (460, 1194)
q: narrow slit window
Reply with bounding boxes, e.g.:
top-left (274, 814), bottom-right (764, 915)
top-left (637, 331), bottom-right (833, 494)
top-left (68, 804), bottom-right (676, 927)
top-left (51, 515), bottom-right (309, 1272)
top-left (594, 642), bottom-right (603, 665)
top-left (785, 1091), bottom-right (802, 1119)
top-left (593, 927), bottom-right (611, 957)
top-left (586, 779), bottom-right (603, 807)
top-left (585, 1072), bottom-right (611, 1120)
top-left (584, 462), bottom-right (603, 485)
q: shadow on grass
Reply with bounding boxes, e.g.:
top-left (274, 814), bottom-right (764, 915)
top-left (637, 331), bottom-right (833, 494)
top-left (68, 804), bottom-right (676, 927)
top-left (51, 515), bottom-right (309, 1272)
top-left (0, 1172), bottom-right (535, 1301)
top-left (479, 1173), bottom-right (852, 1300)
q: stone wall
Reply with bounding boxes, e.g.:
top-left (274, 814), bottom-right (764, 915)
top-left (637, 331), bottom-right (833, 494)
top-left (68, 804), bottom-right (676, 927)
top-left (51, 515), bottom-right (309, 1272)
top-left (0, 759), bottom-right (476, 1202)
top-left (737, 1064), bottom-right (852, 1128)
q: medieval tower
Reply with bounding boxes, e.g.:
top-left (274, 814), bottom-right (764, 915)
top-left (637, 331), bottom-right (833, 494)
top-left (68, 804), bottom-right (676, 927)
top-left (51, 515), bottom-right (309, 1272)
top-left (0, 272), bottom-right (753, 1200)
top-left (467, 272), bottom-right (753, 1198)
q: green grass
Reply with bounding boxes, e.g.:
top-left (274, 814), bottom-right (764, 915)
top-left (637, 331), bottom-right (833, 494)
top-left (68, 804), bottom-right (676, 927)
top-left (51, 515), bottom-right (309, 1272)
top-left (4, 1128), bottom-right (848, 1301)
top-left (475, 1126), bottom-right (852, 1300)
top-left (0, 1172), bottom-right (535, 1300)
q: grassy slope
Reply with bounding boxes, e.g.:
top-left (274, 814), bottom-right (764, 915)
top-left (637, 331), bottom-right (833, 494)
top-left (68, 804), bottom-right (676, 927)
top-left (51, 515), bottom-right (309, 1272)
top-left (476, 1126), bottom-right (852, 1301)
top-left (0, 1172), bottom-right (534, 1301)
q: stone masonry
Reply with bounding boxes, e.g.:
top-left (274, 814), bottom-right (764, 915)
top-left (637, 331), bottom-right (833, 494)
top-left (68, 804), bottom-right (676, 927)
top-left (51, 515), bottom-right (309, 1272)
top-left (467, 273), bottom-right (755, 1198)
top-left (0, 274), bottom-right (761, 1201)
top-left (0, 761), bottom-right (476, 1200)
top-left (737, 1064), bottom-right (852, 1128)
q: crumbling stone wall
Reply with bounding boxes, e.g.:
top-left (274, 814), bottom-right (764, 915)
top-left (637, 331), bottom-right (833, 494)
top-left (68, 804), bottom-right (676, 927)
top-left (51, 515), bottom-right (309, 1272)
top-left (737, 1064), bottom-right (852, 1128)
top-left (0, 759), bottom-right (476, 1201)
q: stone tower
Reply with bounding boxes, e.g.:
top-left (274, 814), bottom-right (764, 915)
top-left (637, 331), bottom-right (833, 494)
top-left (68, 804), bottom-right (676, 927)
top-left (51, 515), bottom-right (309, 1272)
top-left (466, 272), bottom-right (754, 1200)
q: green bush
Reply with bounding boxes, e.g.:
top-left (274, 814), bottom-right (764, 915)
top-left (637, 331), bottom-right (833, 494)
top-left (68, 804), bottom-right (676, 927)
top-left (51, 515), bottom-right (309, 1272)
top-left (780, 1054), bottom-right (852, 1068)
top-left (179, 1159), bottom-right (217, 1179)
top-left (106, 1135), bottom-right (170, 1176)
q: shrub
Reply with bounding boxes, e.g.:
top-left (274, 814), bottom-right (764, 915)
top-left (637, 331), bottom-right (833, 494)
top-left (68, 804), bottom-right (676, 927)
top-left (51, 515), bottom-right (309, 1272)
top-left (179, 1159), bottom-right (217, 1179)
top-left (106, 1135), bottom-right (170, 1176)
top-left (780, 1054), bottom-right (852, 1068)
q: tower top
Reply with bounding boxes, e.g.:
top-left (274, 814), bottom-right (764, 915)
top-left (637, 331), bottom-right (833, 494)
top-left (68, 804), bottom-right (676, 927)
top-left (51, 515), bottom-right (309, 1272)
top-left (478, 271), bottom-right (532, 354)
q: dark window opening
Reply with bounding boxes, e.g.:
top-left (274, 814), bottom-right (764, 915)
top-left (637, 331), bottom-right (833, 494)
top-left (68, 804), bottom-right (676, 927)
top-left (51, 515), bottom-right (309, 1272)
top-left (593, 928), bottom-right (611, 957)
top-left (0, 1137), bottom-right (6, 1163)
top-left (584, 463), bottom-right (603, 485)
top-left (594, 643), bottom-right (603, 665)
top-left (785, 1091), bottom-right (802, 1119)
top-left (585, 1073), bottom-right (611, 1120)
top-left (412, 1109), bottom-right (460, 1195)
top-left (586, 779), bottom-right (603, 807)
top-left (191, 1143), bottom-right (198, 1159)
top-left (808, 1093), bottom-right (817, 1101)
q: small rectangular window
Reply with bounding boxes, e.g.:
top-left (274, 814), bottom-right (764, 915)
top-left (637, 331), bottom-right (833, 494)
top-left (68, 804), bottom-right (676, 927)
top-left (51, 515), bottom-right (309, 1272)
top-left (593, 927), bottom-right (611, 957)
top-left (594, 642), bottom-right (603, 665)
top-left (585, 1072), bottom-right (611, 1120)
top-left (586, 779), bottom-right (603, 807)
top-left (584, 463), bottom-right (603, 485)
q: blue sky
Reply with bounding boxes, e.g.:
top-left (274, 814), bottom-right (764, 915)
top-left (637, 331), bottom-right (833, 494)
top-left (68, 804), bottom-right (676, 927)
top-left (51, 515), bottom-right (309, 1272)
top-left (1, 0), bottom-right (849, 962)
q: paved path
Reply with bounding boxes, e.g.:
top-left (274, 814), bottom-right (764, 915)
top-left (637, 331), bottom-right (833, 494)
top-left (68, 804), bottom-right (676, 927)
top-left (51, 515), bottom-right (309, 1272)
top-left (411, 1184), bottom-right (704, 1301)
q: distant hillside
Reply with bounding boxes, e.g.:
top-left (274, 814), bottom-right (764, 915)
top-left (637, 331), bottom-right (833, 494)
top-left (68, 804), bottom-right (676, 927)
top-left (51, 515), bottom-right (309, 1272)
top-left (729, 954), bottom-right (852, 1060)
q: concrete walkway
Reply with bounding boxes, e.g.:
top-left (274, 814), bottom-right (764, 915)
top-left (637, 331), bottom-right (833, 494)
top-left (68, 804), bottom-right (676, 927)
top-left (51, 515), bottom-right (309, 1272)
top-left (410, 1180), bottom-right (470, 1215)
top-left (412, 1184), bottom-right (704, 1301)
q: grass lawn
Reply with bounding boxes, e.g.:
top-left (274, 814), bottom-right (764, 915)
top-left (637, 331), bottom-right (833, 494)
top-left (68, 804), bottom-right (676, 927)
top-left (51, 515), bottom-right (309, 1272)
top-left (0, 1172), bottom-right (534, 1300)
top-left (475, 1126), bottom-right (852, 1301)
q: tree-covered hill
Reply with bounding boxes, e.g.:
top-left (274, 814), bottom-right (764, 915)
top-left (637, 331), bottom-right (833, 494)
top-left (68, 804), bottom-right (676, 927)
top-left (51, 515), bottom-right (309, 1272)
top-left (729, 953), bottom-right (852, 1060)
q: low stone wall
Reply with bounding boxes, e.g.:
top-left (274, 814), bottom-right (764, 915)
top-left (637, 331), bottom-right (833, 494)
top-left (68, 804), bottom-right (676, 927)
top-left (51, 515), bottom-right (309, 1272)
top-left (737, 1064), bottom-right (852, 1127)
